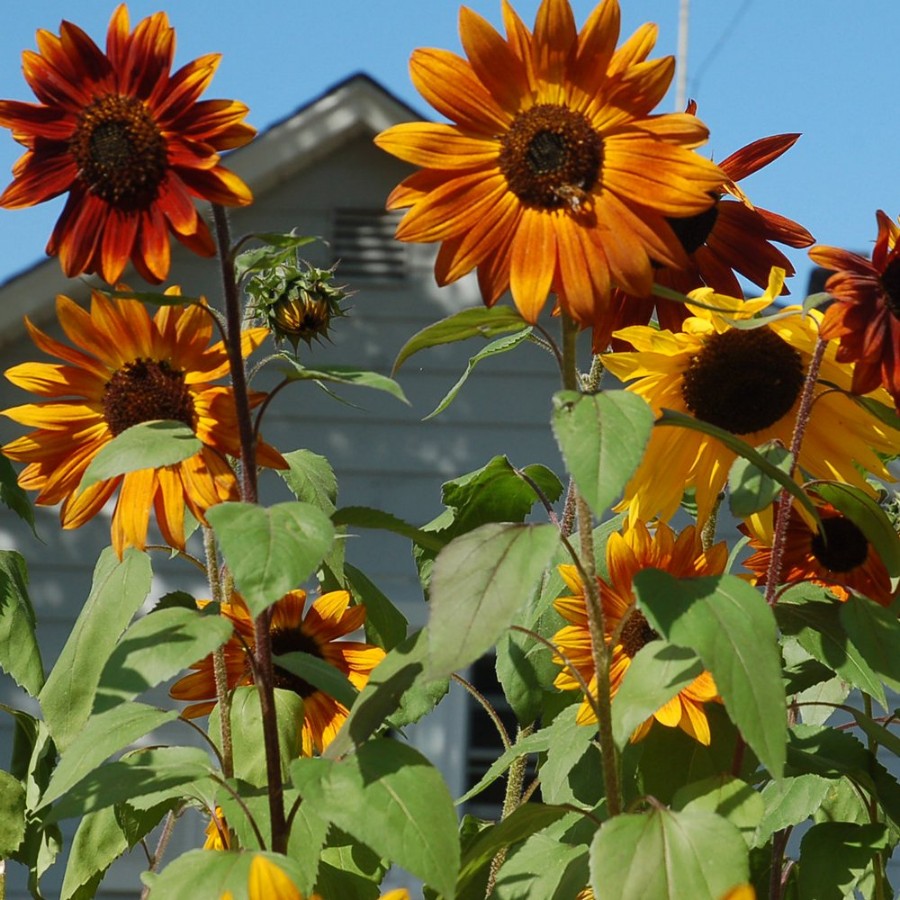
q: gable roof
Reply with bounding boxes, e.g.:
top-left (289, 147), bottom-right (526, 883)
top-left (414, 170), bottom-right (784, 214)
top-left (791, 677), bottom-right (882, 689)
top-left (0, 73), bottom-right (420, 346)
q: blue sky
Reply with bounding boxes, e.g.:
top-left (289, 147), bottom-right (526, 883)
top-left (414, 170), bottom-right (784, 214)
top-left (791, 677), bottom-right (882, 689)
top-left (0, 0), bottom-right (897, 295)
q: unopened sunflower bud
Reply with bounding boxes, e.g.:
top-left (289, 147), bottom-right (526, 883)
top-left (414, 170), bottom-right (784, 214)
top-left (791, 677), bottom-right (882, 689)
top-left (249, 262), bottom-right (349, 351)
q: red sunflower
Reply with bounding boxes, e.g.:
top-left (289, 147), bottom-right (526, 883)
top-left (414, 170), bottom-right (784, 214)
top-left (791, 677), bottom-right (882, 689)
top-left (808, 210), bottom-right (900, 404)
top-left (595, 113), bottom-right (813, 351)
top-left (740, 500), bottom-right (894, 607)
top-left (0, 4), bottom-right (254, 284)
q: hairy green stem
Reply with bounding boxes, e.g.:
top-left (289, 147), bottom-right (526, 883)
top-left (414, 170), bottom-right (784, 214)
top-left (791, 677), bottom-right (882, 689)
top-left (561, 315), bottom-right (622, 817)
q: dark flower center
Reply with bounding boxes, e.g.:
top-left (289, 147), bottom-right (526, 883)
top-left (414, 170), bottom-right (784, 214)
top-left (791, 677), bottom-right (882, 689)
top-left (620, 607), bottom-right (659, 658)
top-left (271, 627), bottom-right (325, 699)
top-left (880, 256), bottom-right (900, 318)
top-left (810, 515), bottom-right (869, 573)
top-left (70, 94), bottom-right (168, 210)
top-left (498, 104), bottom-right (602, 210)
top-left (681, 328), bottom-right (805, 435)
top-left (102, 359), bottom-right (195, 436)
top-left (668, 197), bottom-right (721, 255)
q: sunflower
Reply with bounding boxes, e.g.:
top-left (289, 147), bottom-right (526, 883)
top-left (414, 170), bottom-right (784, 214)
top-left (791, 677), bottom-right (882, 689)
top-left (374, 0), bottom-right (724, 325)
top-left (221, 856), bottom-right (317, 900)
top-left (595, 116), bottom-right (814, 351)
top-left (740, 499), bottom-right (894, 607)
top-left (552, 520), bottom-right (726, 744)
top-left (203, 806), bottom-right (231, 851)
top-left (170, 589), bottom-right (386, 756)
top-left (602, 268), bottom-right (897, 526)
top-left (1, 289), bottom-right (284, 556)
top-left (0, 5), bottom-right (254, 284)
top-left (809, 211), bottom-right (900, 405)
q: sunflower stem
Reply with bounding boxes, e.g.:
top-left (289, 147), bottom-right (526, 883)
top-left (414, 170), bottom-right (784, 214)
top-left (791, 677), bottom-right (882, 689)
top-left (212, 203), bottom-right (287, 853)
top-left (204, 526), bottom-right (234, 780)
top-left (485, 722), bottom-right (535, 897)
top-left (863, 692), bottom-right (888, 900)
top-left (561, 314), bottom-right (622, 817)
top-left (763, 336), bottom-right (827, 606)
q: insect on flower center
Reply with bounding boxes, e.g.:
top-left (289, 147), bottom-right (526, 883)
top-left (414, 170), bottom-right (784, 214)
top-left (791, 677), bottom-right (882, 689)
top-left (668, 197), bottom-right (721, 255)
top-left (271, 627), bottom-right (326, 699)
top-left (70, 94), bottom-right (168, 210)
top-left (880, 256), bottom-right (900, 318)
top-left (620, 607), bottom-right (659, 658)
top-left (102, 359), bottom-right (195, 436)
top-left (498, 104), bottom-right (602, 210)
top-left (810, 515), bottom-right (869, 573)
top-left (681, 327), bottom-right (805, 435)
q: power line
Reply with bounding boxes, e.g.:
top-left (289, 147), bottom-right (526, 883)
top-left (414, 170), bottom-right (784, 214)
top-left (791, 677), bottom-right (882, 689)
top-left (688, 0), bottom-right (756, 98)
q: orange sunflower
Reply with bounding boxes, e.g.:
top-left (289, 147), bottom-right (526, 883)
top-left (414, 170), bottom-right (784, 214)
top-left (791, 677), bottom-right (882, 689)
top-left (170, 589), bottom-right (386, 756)
top-left (0, 5), bottom-right (254, 284)
top-left (552, 520), bottom-right (726, 744)
top-left (374, 0), bottom-right (724, 325)
top-left (740, 500), bottom-right (894, 607)
top-left (809, 211), bottom-right (900, 405)
top-left (1, 289), bottom-right (284, 555)
top-left (596, 116), bottom-right (814, 351)
top-left (602, 268), bottom-right (897, 526)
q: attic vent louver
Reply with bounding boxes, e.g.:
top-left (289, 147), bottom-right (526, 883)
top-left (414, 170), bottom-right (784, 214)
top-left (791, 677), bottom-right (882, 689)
top-left (332, 208), bottom-right (407, 282)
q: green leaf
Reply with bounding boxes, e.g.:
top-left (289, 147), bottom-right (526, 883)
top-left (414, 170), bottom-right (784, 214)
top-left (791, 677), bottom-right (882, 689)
top-left (78, 420), bottom-right (201, 489)
top-left (495, 620), bottom-right (557, 725)
top-left (427, 523), bottom-right (561, 677)
top-left (0, 550), bottom-right (43, 696)
top-left (811, 480), bottom-right (900, 577)
top-left (207, 501), bottom-right (335, 616)
top-left (316, 828), bottom-right (387, 900)
top-left (292, 738), bottom-right (459, 897)
top-left (0, 769), bottom-right (26, 856)
top-left (323, 630), bottom-right (447, 761)
top-left (439, 457), bottom-right (563, 539)
top-left (146, 850), bottom-right (310, 900)
top-left (0, 453), bottom-right (36, 536)
top-left (673, 775), bottom-right (764, 848)
top-left (456, 803), bottom-right (572, 897)
top-left (798, 822), bottom-right (889, 900)
top-left (776, 585), bottom-right (887, 707)
top-left (425, 329), bottom-right (533, 419)
top-left (39, 703), bottom-right (178, 811)
top-left (538, 705), bottom-right (603, 807)
top-left (633, 570), bottom-right (786, 777)
top-left (39, 548), bottom-right (152, 752)
top-left (276, 357), bottom-right (409, 404)
top-left (590, 807), bottom-right (749, 900)
top-left (274, 651), bottom-right (358, 708)
top-left (60, 805), bottom-right (127, 900)
top-left (655, 409), bottom-right (821, 525)
top-left (839, 595), bottom-right (900, 693)
top-left (728, 441), bottom-right (794, 518)
top-left (754, 774), bottom-right (834, 847)
top-left (345, 564), bottom-right (408, 651)
top-left (221, 686), bottom-right (303, 786)
top-left (287, 801), bottom-right (330, 895)
top-left (47, 746), bottom-right (213, 823)
top-left (552, 390), bottom-right (654, 516)
top-left (332, 506), bottom-right (445, 552)
top-left (457, 728), bottom-right (556, 806)
top-left (392, 305), bottom-right (529, 374)
top-left (611, 642), bottom-right (703, 748)
top-left (94, 606), bottom-right (233, 711)
top-left (279, 449), bottom-right (337, 514)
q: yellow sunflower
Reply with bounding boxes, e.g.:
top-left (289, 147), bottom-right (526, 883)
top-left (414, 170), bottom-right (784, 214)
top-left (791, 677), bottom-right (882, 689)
top-left (0, 5), bottom-right (254, 284)
top-left (170, 589), bottom-right (386, 756)
top-left (374, 0), bottom-right (724, 324)
top-left (740, 499), bottom-right (894, 607)
top-left (1, 289), bottom-right (284, 556)
top-left (203, 806), bottom-right (231, 851)
top-left (603, 268), bottom-right (897, 526)
top-left (220, 855), bottom-right (317, 900)
top-left (552, 520), bottom-right (726, 745)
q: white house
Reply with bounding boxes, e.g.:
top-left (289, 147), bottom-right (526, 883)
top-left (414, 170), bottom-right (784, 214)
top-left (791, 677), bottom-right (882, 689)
top-left (0, 74), bottom-right (567, 898)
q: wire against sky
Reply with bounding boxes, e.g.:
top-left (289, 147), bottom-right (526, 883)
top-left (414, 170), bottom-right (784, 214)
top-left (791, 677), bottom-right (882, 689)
top-left (688, 0), bottom-right (756, 98)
